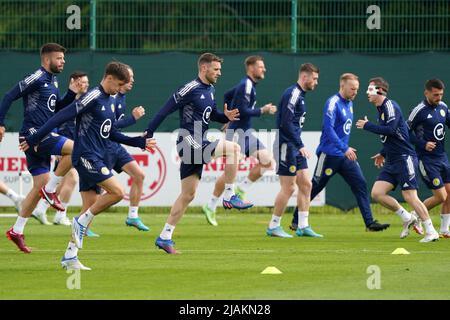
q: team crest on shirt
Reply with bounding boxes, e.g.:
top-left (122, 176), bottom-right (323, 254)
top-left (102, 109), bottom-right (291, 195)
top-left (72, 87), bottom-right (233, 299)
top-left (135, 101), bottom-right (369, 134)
top-left (325, 168), bottom-right (333, 176)
top-left (433, 178), bottom-right (441, 186)
top-left (289, 165), bottom-right (296, 173)
top-left (101, 167), bottom-right (110, 175)
top-left (440, 109), bottom-right (446, 117)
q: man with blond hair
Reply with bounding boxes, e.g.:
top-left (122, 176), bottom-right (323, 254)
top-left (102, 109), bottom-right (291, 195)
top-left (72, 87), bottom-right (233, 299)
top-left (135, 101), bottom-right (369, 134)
top-left (290, 73), bottom-right (390, 233)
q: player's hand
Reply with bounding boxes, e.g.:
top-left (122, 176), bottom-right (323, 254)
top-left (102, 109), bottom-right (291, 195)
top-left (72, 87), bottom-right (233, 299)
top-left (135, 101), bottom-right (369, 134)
top-left (356, 116), bottom-right (369, 129)
top-left (371, 153), bottom-right (385, 168)
top-left (132, 106), bottom-right (145, 120)
top-left (345, 147), bottom-right (357, 161)
top-left (0, 126), bottom-right (5, 142)
top-left (224, 103), bottom-right (240, 121)
top-left (144, 138), bottom-right (157, 152)
top-left (19, 137), bottom-right (30, 152)
top-left (269, 104), bottom-right (277, 114)
top-left (425, 141), bottom-right (436, 152)
top-left (68, 77), bottom-right (80, 94)
top-left (299, 147), bottom-right (311, 159)
top-left (261, 103), bottom-right (276, 115)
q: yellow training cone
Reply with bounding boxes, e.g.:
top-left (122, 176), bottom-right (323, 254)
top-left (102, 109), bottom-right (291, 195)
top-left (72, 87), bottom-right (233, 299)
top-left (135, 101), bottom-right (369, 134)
top-left (261, 266), bottom-right (282, 274)
top-left (391, 248), bottom-right (410, 255)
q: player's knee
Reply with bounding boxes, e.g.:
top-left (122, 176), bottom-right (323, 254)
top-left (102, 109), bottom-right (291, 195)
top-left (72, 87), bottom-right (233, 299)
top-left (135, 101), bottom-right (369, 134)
top-left (259, 156), bottom-right (274, 169)
top-left (183, 190), bottom-right (196, 203)
top-left (132, 169), bottom-right (145, 184)
top-left (371, 189), bottom-right (382, 202)
top-left (299, 179), bottom-right (312, 193)
top-left (436, 190), bottom-right (447, 203)
top-left (401, 190), bottom-right (417, 204)
top-left (282, 184), bottom-right (296, 196)
top-left (111, 187), bottom-right (125, 201)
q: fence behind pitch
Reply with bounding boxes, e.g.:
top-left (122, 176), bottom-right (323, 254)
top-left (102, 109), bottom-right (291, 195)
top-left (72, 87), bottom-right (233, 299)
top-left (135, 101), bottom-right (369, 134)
top-left (0, 0), bottom-right (448, 53)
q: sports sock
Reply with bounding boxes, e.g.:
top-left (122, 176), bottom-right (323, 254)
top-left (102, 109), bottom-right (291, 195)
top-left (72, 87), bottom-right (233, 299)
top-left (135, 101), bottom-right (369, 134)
top-left (440, 213), bottom-right (450, 233)
top-left (422, 218), bottom-right (437, 234)
top-left (128, 206), bottom-right (139, 219)
top-left (160, 223), bottom-right (175, 240)
top-left (13, 216), bottom-right (28, 234)
top-left (396, 207), bottom-right (412, 222)
top-left (45, 172), bottom-right (63, 193)
top-left (64, 241), bottom-right (78, 259)
top-left (78, 209), bottom-right (94, 227)
top-left (5, 188), bottom-right (20, 202)
top-left (269, 215), bottom-right (281, 229)
top-left (55, 203), bottom-right (68, 220)
top-left (34, 199), bottom-right (50, 215)
top-left (207, 196), bottom-right (219, 211)
top-left (298, 211), bottom-right (309, 229)
top-left (223, 184), bottom-right (234, 201)
top-left (238, 177), bottom-right (253, 193)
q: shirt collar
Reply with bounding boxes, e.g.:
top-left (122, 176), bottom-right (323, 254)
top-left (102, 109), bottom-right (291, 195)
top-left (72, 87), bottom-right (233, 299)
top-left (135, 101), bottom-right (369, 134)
top-left (296, 83), bottom-right (306, 96)
top-left (337, 92), bottom-right (349, 103)
top-left (246, 75), bottom-right (257, 86)
top-left (197, 77), bottom-right (212, 87)
top-left (423, 99), bottom-right (438, 108)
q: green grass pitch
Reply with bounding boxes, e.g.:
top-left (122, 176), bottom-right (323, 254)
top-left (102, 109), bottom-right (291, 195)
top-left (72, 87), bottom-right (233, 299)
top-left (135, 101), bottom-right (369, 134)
top-left (0, 206), bottom-right (449, 300)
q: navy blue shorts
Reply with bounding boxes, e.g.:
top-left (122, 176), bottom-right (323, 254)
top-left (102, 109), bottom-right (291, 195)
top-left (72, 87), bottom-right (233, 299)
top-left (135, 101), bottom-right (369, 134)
top-left (21, 132), bottom-right (68, 176)
top-left (108, 144), bottom-right (134, 174)
top-left (418, 155), bottom-right (450, 190)
top-left (275, 142), bottom-right (308, 176)
top-left (177, 136), bottom-right (220, 180)
top-left (377, 155), bottom-right (418, 190)
top-left (225, 130), bottom-right (265, 157)
top-left (74, 156), bottom-right (113, 194)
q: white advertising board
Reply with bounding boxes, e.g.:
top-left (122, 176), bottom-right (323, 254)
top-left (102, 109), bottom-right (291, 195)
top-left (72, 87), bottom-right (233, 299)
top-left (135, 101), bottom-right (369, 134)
top-left (0, 131), bottom-right (324, 207)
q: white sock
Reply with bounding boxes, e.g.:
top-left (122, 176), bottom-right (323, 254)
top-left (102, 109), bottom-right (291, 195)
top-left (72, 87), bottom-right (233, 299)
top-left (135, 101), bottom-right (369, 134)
top-left (55, 203), bottom-right (68, 219)
top-left (45, 172), bottom-right (63, 193)
top-left (78, 209), bottom-right (94, 227)
top-left (34, 199), bottom-right (50, 216)
top-left (422, 218), bottom-right (437, 234)
top-left (160, 223), bottom-right (175, 240)
top-left (207, 196), bottom-right (219, 211)
top-left (238, 177), bottom-right (253, 193)
top-left (58, 202), bottom-right (68, 216)
top-left (269, 215), bottom-right (281, 229)
top-left (396, 207), bottom-right (412, 222)
top-left (298, 211), bottom-right (309, 229)
top-left (5, 188), bottom-right (20, 202)
top-left (128, 206), bottom-right (139, 219)
top-left (223, 183), bottom-right (234, 201)
top-left (440, 213), bottom-right (450, 232)
top-left (13, 216), bottom-right (28, 234)
top-left (64, 241), bottom-right (78, 259)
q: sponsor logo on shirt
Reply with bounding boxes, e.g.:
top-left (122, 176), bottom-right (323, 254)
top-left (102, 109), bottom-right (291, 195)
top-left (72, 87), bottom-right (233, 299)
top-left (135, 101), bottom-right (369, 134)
top-left (433, 123), bottom-right (445, 141)
top-left (47, 94), bottom-right (57, 112)
top-left (100, 119), bottom-right (112, 138)
top-left (202, 106), bottom-right (212, 124)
